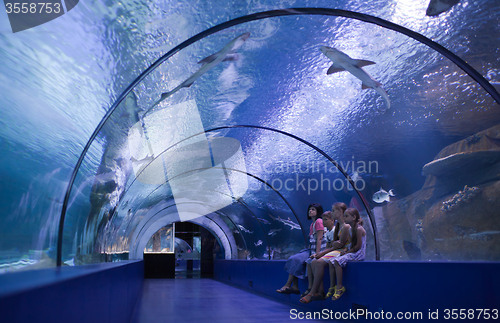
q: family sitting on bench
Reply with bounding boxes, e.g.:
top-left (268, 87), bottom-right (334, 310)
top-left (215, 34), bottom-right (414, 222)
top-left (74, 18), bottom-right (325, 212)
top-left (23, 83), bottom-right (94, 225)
top-left (276, 202), bottom-right (366, 303)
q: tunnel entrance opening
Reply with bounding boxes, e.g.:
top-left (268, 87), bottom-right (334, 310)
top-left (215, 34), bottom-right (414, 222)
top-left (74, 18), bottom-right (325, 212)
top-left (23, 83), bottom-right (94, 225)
top-left (143, 222), bottom-right (222, 278)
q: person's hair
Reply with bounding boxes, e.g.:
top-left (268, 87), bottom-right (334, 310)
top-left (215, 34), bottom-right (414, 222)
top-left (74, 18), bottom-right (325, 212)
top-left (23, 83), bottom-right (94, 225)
top-left (322, 211), bottom-right (333, 220)
top-left (345, 208), bottom-right (363, 248)
top-left (332, 202), bottom-right (347, 241)
top-left (307, 203), bottom-right (324, 220)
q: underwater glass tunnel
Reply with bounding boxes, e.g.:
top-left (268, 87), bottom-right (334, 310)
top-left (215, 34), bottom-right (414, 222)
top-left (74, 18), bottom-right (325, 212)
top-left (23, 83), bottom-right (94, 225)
top-left (1, 0), bottom-right (500, 275)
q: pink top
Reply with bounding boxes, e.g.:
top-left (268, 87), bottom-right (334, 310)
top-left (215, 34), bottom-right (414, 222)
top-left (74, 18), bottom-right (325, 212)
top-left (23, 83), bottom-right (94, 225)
top-left (309, 218), bottom-right (324, 236)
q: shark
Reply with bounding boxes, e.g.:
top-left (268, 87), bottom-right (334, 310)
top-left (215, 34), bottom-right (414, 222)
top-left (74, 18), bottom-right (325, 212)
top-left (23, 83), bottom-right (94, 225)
top-left (237, 224), bottom-right (253, 234)
top-left (320, 46), bottom-right (390, 111)
top-left (276, 216), bottom-right (301, 230)
top-left (426, 0), bottom-right (460, 16)
top-left (268, 228), bottom-right (282, 236)
top-left (146, 32), bottom-right (250, 115)
top-left (256, 217), bottom-right (271, 224)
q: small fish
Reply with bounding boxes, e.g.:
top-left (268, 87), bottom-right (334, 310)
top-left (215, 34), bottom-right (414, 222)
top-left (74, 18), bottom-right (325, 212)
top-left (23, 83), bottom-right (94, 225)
top-left (277, 217), bottom-right (301, 230)
top-left (351, 171), bottom-right (360, 182)
top-left (237, 224), bottom-right (253, 234)
top-left (257, 218), bottom-right (271, 224)
top-left (268, 228), bottom-right (282, 236)
top-left (320, 46), bottom-right (390, 111)
top-left (146, 32), bottom-right (250, 114)
top-left (254, 240), bottom-right (263, 246)
top-left (426, 0), bottom-right (460, 16)
top-left (402, 240), bottom-right (422, 260)
top-left (372, 187), bottom-right (395, 203)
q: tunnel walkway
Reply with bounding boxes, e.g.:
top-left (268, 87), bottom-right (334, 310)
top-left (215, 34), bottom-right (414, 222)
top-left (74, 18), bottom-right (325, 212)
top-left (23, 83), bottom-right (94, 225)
top-left (130, 278), bottom-right (330, 322)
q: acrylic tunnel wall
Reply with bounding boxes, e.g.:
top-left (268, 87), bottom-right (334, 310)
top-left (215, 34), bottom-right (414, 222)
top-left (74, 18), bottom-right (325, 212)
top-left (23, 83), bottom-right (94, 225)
top-left (1, 0), bottom-right (500, 274)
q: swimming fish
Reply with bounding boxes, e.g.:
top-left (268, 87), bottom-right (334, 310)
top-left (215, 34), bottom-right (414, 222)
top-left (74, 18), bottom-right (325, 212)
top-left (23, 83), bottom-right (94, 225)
top-left (268, 228), bottom-right (282, 236)
top-left (350, 171), bottom-right (360, 182)
top-left (426, 0), bottom-right (460, 16)
top-left (237, 224), bottom-right (253, 234)
top-left (277, 217), bottom-right (301, 230)
top-left (320, 46), bottom-right (390, 110)
top-left (254, 240), bottom-right (263, 246)
top-left (257, 218), bottom-right (271, 224)
top-left (372, 187), bottom-right (395, 203)
top-left (146, 32), bottom-right (250, 114)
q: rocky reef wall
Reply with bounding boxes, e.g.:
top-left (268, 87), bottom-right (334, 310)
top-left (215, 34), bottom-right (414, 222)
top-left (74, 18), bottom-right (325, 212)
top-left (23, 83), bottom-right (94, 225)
top-left (377, 124), bottom-right (500, 261)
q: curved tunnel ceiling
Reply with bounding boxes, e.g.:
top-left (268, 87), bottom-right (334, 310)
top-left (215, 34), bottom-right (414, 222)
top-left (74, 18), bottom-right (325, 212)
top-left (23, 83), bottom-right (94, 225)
top-left (1, 1), bottom-right (500, 272)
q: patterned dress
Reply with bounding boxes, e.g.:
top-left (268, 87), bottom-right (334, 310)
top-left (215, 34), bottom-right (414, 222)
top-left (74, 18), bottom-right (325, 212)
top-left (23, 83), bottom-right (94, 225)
top-left (330, 228), bottom-right (366, 267)
top-left (284, 218), bottom-right (326, 278)
top-left (321, 225), bottom-right (350, 262)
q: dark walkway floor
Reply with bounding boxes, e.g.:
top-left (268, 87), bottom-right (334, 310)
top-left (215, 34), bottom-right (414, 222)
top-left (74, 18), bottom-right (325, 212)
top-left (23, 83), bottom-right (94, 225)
top-left (131, 279), bottom-right (333, 322)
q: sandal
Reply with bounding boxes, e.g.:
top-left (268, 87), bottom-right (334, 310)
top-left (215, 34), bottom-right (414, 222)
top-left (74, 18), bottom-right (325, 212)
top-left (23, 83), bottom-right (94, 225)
top-left (325, 287), bottom-right (336, 298)
top-left (300, 288), bottom-right (311, 298)
top-left (276, 287), bottom-right (300, 294)
top-left (331, 286), bottom-right (345, 301)
top-left (299, 294), bottom-right (312, 303)
top-left (276, 287), bottom-right (292, 294)
top-left (300, 293), bottom-right (319, 304)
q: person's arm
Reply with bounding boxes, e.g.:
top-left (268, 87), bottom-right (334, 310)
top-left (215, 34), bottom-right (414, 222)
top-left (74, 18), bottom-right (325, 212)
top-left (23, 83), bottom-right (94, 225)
top-left (315, 230), bottom-right (324, 254)
top-left (332, 224), bottom-right (350, 249)
top-left (312, 247), bottom-right (332, 259)
top-left (342, 226), bottom-right (365, 255)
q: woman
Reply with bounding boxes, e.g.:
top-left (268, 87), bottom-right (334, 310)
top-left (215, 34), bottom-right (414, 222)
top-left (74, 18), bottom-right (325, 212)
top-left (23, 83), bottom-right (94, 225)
top-left (299, 202), bottom-right (350, 303)
top-left (276, 203), bottom-right (325, 295)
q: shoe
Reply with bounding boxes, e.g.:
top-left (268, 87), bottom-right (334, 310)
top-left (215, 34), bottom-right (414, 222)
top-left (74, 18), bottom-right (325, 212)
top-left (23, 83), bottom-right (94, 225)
top-left (276, 287), bottom-right (292, 294)
top-left (300, 293), bottom-right (323, 303)
top-left (331, 286), bottom-right (345, 301)
top-left (300, 288), bottom-right (311, 298)
top-left (325, 287), bottom-right (336, 298)
top-left (299, 294), bottom-right (313, 303)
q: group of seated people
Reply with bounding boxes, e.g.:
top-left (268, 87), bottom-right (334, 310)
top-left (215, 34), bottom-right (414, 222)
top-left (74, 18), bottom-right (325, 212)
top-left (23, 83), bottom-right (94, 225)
top-left (275, 202), bottom-right (366, 303)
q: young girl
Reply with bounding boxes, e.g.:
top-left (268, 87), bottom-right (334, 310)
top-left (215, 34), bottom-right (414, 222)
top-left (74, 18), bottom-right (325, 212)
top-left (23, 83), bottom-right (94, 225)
top-left (330, 208), bottom-right (366, 300)
top-left (299, 202), bottom-right (349, 303)
top-left (276, 203), bottom-right (325, 295)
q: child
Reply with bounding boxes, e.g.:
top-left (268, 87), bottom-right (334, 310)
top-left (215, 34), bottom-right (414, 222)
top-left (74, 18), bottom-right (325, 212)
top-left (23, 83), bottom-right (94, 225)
top-left (330, 208), bottom-right (366, 300)
top-left (299, 203), bottom-right (349, 303)
top-left (276, 203), bottom-right (325, 295)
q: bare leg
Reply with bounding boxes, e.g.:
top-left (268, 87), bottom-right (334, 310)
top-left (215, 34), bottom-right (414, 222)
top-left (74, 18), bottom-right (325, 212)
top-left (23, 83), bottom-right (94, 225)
top-left (331, 260), bottom-right (346, 300)
top-left (278, 274), bottom-right (295, 290)
top-left (329, 262), bottom-right (336, 289)
top-left (334, 260), bottom-right (343, 289)
top-left (325, 261), bottom-right (337, 297)
top-left (292, 276), bottom-right (299, 291)
top-left (307, 263), bottom-right (314, 289)
top-left (309, 259), bottom-right (327, 295)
